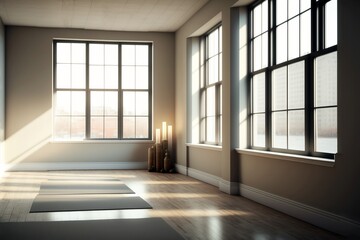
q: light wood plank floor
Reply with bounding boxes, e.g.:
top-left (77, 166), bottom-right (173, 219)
top-left (0, 170), bottom-right (344, 239)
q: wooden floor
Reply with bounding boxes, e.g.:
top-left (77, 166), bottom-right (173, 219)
top-left (0, 170), bottom-right (343, 239)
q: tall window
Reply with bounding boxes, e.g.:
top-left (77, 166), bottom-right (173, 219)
top-left (249, 0), bottom-right (337, 158)
top-left (54, 41), bottom-right (152, 140)
top-left (200, 25), bottom-right (222, 145)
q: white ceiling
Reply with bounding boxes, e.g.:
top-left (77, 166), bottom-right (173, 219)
top-left (0, 0), bottom-right (210, 32)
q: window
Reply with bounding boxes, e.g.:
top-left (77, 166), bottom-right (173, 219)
top-left (53, 41), bottom-right (152, 140)
top-left (200, 25), bottom-right (222, 145)
top-left (249, 0), bottom-right (337, 158)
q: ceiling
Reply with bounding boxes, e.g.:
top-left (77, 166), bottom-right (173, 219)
top-left (0, 0), bottom-right (210, 32)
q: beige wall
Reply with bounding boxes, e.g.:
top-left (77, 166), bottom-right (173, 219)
top-left (175, 0), bottom-right (360, 227)
top-left (0, 18), bottom-right (4, 168)
top-left (5, 26), bottom-right (175, 169)
top-left (175, 0), bottom-right (238, 180)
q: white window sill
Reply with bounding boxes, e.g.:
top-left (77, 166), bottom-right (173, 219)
top-left (236, 148), bottom-right (335, 167)
top-left (186, 143), bottom-right (222, 151)
top-left (50, 140), bottom-right (155, 144)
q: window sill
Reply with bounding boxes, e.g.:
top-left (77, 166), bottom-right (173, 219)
top-left (236, 148), bottom-right (335, 167)
top-left (186, 143), bottom-right (222, 151)
top-left (50, 140), bottom-right (155, 144)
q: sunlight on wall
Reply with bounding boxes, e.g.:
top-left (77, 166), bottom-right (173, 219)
top-left (191, 38), bottom-right (200, 143)
top-left (239, 9), bottom-right (249, 149)
top-left (4, 110), bottom-right (52, 170)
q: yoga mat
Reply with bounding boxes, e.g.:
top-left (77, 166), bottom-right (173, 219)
top-left (39, 182), bottom-right (134, 195)
top-left (0, 218), bottom-right (184, 240)
top-left (30, 194), bottom-right (152, 213)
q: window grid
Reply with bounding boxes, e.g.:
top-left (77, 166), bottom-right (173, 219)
top-left (200, 25), bottom-right (222, 145)
top-left (53, 40), bottom-right (152, 141)
top-left (249, 0), bottom-right (337, 159)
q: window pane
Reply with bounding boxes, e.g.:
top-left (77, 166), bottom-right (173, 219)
top-left (104, 117), bottom-right (118, 138)
top-left (136, 66), bottom-right (149, 89)
top-left (105, 91), bottom-right (118, 115)
top-left (105, 44), bottom-right (118, 65)
top-left (136, 92), bottom-right (148, 115)
top-left (253, 36), bottom-right (262, 71)
top-left (200, 91), bottom-right (206, 118)
top-left (253, 4), bottom-right (262, 37)
top-left (288, 61), bottom-right (305, 109)
top-left (272, 111), bottom-right (287, 149)
top-left (104, 66), bottom-right (118, 89)
top-left (57, 43), bottom-right (70, 63)
top-left (71, 91), bottom-right (86, 115)
top-left (89, 44), bottom-right (104, 65)
top-left (208, 56), bottom-right (219, 84)
top-left (122, 66), bottom-right (135, 89)
top-left (55, 91), bottom-right (70, 115)
top-left (219, 26), bottom-right (222, 52)
top-left (219, 53), bottom-right (222, 82)
top-left (300, 0), bottom-right (311, 12)
top-left (315, 107), bottom-right (337, 153)
top-left (208, 29), bottom-right (219, 57)
top-left (262, 0), bottom-right (268, 32)
top-left (315, 51), bottom-right (337, 107)
top-left (288, 0), bottom-right (299, 19)
top-left (71, 64), bottom-right (86, 89)
top-left (300, 10), bottom-right (311, 56)
top-left (91, 91), bottom-right (104, 115)
top-left (288, 16), bottom-right (300, 60)
top-left (253, 113), bottom-right (265, 147)
top-left (71, 117), bottom-right (85, 139)
top-left (56, 64), bottom-right (71, 88)
top-left (219, 85), bottom-right (222, 115)
top-left (276, 0), bottom-right (288, 25)
top-left (71, 43), bottom-right (85, 64)
top-left (89, 66), bottom-right (104, 89)
top-left (206, 116), bottom-right (216, 142)
top-left (276, 23), bottom-right (288, 64)
top-left (325, 0), bottom-right (337, 48)
top-left (123, 91), bottom-right (135, 115)
top-left (91, 117), bottom-right (104, 138)
top-left (123, 117), bottom-right (135, 138)
top-left (54, 117), bottom-right (70, 139)
top-left (136, 45), bottom-right (149, 65)
top-left (288, 110), bottom-right (305, 150)
top-left (219, 115), bottom-right (222, 144)
top-left (136, 117), bottom-right (148, 138)
top-left (207, 86), bottom-right (216, 116)
top-left (253, 73), bottom-right (265, 113)
top-left (122, 45), bottom-right (135, 65)
top-left (200, 119), bottom-right (205, 142)
top-left (272, 66), bottom-right (287, 111)
top-left (262, 33), bottom-right (268, 68)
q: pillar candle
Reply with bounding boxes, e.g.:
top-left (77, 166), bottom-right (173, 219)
top-left (168, 125), bottom-right (172, 154)
top-left (162, 122), bottom-right (167, 140)
top-left (156, 129), bottom-right (161, 143)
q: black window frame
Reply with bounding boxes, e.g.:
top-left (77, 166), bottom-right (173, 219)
top-left (53, 40), bottom-right (153, 141)
top-left (248, 0), bottom-right (337, 159)
top-left (199, 24), bottom-right (223, 145)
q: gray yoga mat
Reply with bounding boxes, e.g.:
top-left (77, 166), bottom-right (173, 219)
top-left (30, 194), bottom-right (152, 213)
top-left (39, 181), bottom-right (134, 195)
top-left (0, 218), bottom-right (184, 240)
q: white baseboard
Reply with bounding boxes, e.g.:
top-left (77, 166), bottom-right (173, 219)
top-left (239, 183), bottom-right (360, 238)
top-left (175, 164), bottom-right (238, 194)
top-left (6, 161), bottom-right (147, 171)
top-left (175, 164), bottom-right (187, 175)
top-left (187, 167), bottom-right (220, 187)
